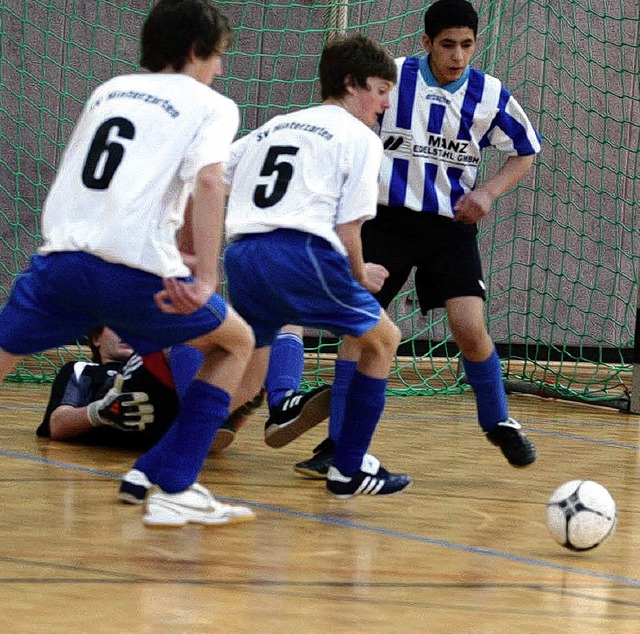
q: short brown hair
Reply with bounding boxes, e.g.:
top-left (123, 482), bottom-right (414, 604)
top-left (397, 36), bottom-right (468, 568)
top-left (319, 33), bottom-right (396, 101)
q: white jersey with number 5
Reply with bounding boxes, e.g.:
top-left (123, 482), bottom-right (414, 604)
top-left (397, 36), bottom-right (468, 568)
top-left (224, 104), bottom-right (383, 256)
top-left (39, 73), bottom-right (239, 278)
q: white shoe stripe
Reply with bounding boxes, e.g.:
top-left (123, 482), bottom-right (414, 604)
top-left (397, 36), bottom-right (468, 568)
top-left (355, 476), bottom-right (387, 495)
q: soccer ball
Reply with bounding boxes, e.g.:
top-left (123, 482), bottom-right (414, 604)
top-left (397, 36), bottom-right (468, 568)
top-left (546, 480), bottom-right (617, 551)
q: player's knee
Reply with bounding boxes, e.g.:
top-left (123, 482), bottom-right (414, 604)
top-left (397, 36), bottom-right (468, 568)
top-left (359, 316), bottom-right (400, 361)
top-left (376, 313), bottom-right (401, 351)
top-left (228, 312), bottom-right (255, 358)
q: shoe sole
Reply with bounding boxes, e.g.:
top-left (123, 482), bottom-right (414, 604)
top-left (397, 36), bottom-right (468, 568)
top-left (327, 480), bottom-right (412, 499)
top-left (210, 427), bottom-right (236, 454)
top-left (264, 387), bottom-right (331, 448)
top-left (293, 464), bottom-right (328, 480)
top-left (327, 477), bottom-right (413, 499)
top-left (143, 508), bottom-right (256, 528)
top-left (118, 491), bottom-right (146, 505)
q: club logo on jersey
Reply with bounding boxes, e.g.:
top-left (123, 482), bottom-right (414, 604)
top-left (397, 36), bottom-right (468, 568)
top-left (426, 93), bottom-right (450, 106)
top-left (383, 136), bottom-right (404, 151)
top-left (381, 130), bottom-right (412, 157)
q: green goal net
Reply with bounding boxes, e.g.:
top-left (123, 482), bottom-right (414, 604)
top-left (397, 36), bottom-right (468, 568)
top-left (1, 0), bottom-right (638, 409)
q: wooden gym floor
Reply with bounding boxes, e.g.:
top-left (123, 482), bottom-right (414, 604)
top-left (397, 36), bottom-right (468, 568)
top-left (0, 381), bottom-right (639, 633)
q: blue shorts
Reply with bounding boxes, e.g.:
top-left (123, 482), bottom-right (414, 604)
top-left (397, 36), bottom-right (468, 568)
top-left (0, 252), bottom-right (227, 355)
top-left (224, 229), bottom-right (381, 347)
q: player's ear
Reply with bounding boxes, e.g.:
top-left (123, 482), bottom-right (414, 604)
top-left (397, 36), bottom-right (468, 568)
top-left (421, 33), bottom-right (432, 53)
top-left (343, 74), bottom-right (356, 95)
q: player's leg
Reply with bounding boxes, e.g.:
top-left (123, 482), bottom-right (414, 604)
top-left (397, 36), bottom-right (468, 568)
top-left (266, 325), bottom-right (305, 408)
top-left (123, 304), bottom-right (257, 526)
top-left (293, 335), bottom-right (357, 478)
top-left (164, 342), bottom-right (266, 453)
top-left (263, 325), bottom-right (331, 449)
top-left (0, 252), bottom-right (98, 382)
top-left (325, 310), bottom-right (412, 498)
top-left (446, 296), bottom-right (536, 467)
top-left (295, 209), bottom-right (413, 478)
top-left (408, 214), bottom-right (536, 468)
top-left (0, 350), bottom-right (23, 382)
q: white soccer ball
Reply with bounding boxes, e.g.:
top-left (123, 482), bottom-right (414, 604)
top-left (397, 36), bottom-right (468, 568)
top-left (546, 480), bottom-right (617, 551)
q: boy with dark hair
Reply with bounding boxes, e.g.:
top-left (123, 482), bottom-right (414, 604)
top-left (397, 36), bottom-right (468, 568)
top-left (296, 0), bottom-right (542, 477)
top-left (224, 33), bottom-right (412, 498)
top-left (0, 0), bottom-right (256, 527)
top-left (38, 327), bottom-right (178, 453)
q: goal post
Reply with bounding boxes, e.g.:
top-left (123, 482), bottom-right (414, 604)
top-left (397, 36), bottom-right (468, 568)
top-left (0, 0), bottom-right (638, 413)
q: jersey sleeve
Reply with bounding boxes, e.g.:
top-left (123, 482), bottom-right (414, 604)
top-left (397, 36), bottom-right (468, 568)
top-left (223, 132), bottom-right (253, 186)
top-left (36, 362), bottom-right (92, 437)
top-left (486, 86), bottom-right (542, 156)
top-left (335, 131), bottom-right (383, 226)
top-left (179, 96), bottom-right (240, 182)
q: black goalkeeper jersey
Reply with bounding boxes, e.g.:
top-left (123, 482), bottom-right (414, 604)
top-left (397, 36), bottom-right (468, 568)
top-left (37, 353), bottom-right (179, 449)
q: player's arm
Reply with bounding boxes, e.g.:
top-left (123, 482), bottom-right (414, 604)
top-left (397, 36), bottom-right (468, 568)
top-left (336, 220), bottom-right (388, 294)
top-left (454, 154), bottom-right (535, 224)
top-left (177, 195), bottom-right (198, 274)
top-left (188, 161), bottom-right (225, 287)
top-left (50, 376), bottom-right (154, 438)
top-left (155, 162), bottom-right (225, 314)
top-left (49, 404), bottom-right (100, 439)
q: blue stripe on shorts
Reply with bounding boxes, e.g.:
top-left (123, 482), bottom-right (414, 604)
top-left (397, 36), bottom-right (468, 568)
top-left (224, 229), bottom-right (381, 347)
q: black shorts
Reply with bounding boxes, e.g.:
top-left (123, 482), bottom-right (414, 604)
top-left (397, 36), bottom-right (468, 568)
top-left (362, 205), bottom-right (487, 313)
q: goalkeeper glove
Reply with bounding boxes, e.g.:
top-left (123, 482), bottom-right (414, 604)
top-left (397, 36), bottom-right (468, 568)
top-left (87, 375), bottom-right (155, 431)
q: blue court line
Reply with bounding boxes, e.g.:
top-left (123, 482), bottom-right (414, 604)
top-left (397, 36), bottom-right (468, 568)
top-left (524, 427), bottom-right (640, 450)
top-left (1, 447), bottom-right (638, 591)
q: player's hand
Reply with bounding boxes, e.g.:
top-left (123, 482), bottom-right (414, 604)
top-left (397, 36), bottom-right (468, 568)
top-left (361, 262), bottom-right (389, 293)
top-left (154, 277), bottom-right (214, 315)
top-left (453, 190), bottom-right (493, 224)
top-left (87, 375), bottom-right (154, 431)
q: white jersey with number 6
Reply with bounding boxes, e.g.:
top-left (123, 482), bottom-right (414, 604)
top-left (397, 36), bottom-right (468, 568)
top-left (224, 104), bottom-right (383, 256)
top-left (39, 72), bottom-right (239, 278)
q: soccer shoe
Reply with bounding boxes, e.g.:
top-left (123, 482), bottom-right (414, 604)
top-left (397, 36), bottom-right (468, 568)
top-left (143, 483), bottom-right (256, 527)
top-left (293, 437), bottom-right (335, 479)
top-left (485, 418), bottom-right (537, 467)
top-left (209, 419), bottom-right (238, 454)
top-left (326, 454), bottom-right (412, 499)
top-left (118, 468), bottom-right (152, 505)
top-left (210, 388), bottom-right (266, 454)
top-left (264, 385), bottom-right (331, 448)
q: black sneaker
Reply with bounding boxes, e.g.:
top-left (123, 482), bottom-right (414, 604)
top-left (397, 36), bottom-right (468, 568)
top-left (209, 418), bottom-right (237, 454)
top-left (210, 389), bottom-right (266, 454)
top-left (326, 454), bottom-right (412, 499)
top-left (293, 438), bottom-right (335, 479)
top-left (118, 469), bottom-right (152, 505)
top-left (485, 418), bottom-right (537, 467)
top-left (264, 385), bottom-right (331, 448)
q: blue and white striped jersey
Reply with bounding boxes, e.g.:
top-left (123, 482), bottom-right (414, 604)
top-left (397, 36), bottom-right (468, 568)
top-left (378, 56), bottom-right (541, 217)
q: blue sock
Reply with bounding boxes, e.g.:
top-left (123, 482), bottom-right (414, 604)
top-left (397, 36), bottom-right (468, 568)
top-left (328, 359), bottom-right (357, 441)
top-left (134, 380), bottom-right (230, 493)
top-left (332, 371), bottom-right (387, 475)
top-left (266, 331), bottom-right (304, 409)
top-left (462, 349), bottom-right (509, 432)
top-left (168, 344), bottom-right (204, 400)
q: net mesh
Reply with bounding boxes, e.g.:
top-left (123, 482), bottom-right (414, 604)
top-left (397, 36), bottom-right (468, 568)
top-left (1, 0), bottom-right (638, 406)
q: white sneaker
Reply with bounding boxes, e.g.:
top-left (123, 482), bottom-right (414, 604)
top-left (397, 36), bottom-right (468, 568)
top-left (143, 483), bottom-right (256, 527)
top-left (118, 469), bottom-right (152, 505)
